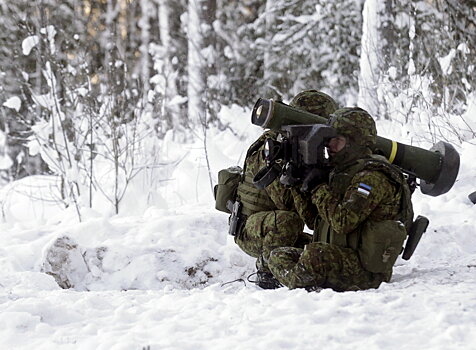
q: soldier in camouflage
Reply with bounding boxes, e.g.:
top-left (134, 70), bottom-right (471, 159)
top-left (268, 107), bottom-right (414, 291)
top-left (234, 90), bottom-right (338, 288)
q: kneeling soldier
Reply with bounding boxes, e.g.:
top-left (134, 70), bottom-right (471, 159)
top-left (268, 107), bottom-right (414, 291)
top-left (233, 90), bottom-right (338, 289)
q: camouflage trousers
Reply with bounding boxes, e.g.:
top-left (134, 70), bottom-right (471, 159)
top-left (235, 210), bottom-right (310, 271)
top-left (268, 242), bottom-right (386, 292)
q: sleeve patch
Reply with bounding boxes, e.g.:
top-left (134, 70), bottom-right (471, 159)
top-left (357, 183), bottom-right (372, 196)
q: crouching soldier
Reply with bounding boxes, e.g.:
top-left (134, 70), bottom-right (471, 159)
top-left (220, 90), bottom-right (338, 289)
top-left (267, 107), bottom-right (414, 291)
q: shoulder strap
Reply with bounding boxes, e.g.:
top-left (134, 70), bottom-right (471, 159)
top-left (241, 133), bottom-right (271, 182)
top-left (237, 133), bottom-right (277, 216)
top-left (360, 155), bottom-right (414, 231)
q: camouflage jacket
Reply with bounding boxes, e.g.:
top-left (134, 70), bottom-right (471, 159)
top-left (236, 131), bottom-right (293, 216)
top-left (236, 131), bottom-right (318, 228)
top-left (311, 156), bottom-right (411, 247)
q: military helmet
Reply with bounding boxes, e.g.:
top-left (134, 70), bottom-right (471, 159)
top-left (289, 90), bottom-right (338, 118)
top-left (328, 107), bottom-right (377, 149)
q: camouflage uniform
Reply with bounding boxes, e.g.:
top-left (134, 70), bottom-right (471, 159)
top-left (268, 108), bottom-right (413, 291)
top-left (234, 90), bottom-right (338, 271)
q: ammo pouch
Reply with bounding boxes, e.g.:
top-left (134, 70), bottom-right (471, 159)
top-left (214, 166), bottom-right (242, 213)
top-left (358, 220), bottom-right (407, 274)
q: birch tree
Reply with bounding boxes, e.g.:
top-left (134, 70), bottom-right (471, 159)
top-left (262, 0), bottom-right (280, 98)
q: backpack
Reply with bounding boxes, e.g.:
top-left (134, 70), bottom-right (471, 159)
top-left (354, 156), bottom-right (414, 273)
top-left (214, 166), bottom-right (242, 213)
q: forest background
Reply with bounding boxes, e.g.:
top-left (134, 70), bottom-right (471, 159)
top-left (0, 0), bottom-right (475, 217)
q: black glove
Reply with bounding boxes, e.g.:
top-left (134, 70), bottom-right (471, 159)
top-left (300, 167), bottom-right (330, 192)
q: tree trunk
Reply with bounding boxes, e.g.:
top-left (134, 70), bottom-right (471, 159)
top-left (263, 0), bottom-right (279, 99)
top-left (358, 0), bottom-right (383, 118)
top-left (187, 0), bottom-right (216, 127)
top-left (158, 0), bottom-right (181, 127)
top-left (139, 0), bottom-right (151, 93)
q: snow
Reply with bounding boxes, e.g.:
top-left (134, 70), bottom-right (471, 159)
top-left (22, 35), bottom-right (40, 56)
top-left (1, 105), bottom-right (476, 349)
top-left (3, 96), bottom-right (22, 112)
top-left (39, 25), bottom-right (57, 54)
top-left (438, 49), bottom-right (457, 76)
top-left (0, 155), bottom-right (13, 171)
top-left (0, 176), bottom-right (65, 225)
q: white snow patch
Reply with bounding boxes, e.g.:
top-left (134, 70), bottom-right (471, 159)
top-left (39, 25), bottom-right (57, 54)
top-left (438, 49), bottom-right (457, 75)
top-left (3, 96), bottom-right (22, 112)
top-left (0, 154), bottom-right (13, 171)
top-left (22, 35), bottom-right (40, 56)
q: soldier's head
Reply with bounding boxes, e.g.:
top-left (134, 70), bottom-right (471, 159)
top-left (327, 107), bottom-right (377, 164)
top-left (289, 90), bottom-right (338, 118)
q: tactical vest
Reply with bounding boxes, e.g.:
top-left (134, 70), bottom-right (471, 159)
top-left (236, 136), bottom-right (276, 217)
top-left (315, 155), bottom-right (414, 275)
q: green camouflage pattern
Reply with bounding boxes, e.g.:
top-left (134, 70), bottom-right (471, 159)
top-left (238, 89), bottom-right (337, 217)
top-left (235, 135), bottom-right (312, 271)
top-left (290, 90), bottom-right (338, 118)
top-left (236, 130), bottom-right (294, 214)
top-left (312, 168), bottom-right (401, 237)
top-left (267, 110), bottom-right (411, 291)
top-left (268, 243), bottom-right (385, 291)
top-left (235, 210), bottom-right (307, 268)
top-left (290, 188), bottom-right (318, 230)
top-left (269, 164), bottom-right (401, 291)
top-left (328, 107), bottom-right (377, 149)
top-left (233, 90), bottom-right (338, 270)
top-left (328, 107), bottom-right (376, 165)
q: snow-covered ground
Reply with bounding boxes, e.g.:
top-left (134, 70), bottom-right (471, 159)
top-left (1, 106), bottom-right (476, 349)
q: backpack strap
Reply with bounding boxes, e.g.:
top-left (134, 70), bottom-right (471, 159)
top-left (358, 155), bottom-right (414, 231)
top-left (236, 132), bottom-right (278, 216)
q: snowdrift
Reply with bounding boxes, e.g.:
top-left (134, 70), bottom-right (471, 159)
top-left (0, 105), bottom-right (475, 349)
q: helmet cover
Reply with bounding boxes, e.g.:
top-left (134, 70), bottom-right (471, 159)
top-left (290, 90), bottom-right (338, 118)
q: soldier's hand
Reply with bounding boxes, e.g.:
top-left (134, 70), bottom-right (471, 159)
top-left (300, 167), bottom-right (330, 192)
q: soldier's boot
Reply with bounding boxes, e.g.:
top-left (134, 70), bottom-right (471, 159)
top-left (256, 270), bottom-right (283, 290)
top-left (304, 285), bottom-right (323, 292)
top-left (248, 255), bottom-right (283, 289)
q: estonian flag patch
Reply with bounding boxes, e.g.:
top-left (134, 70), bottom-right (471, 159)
top-left (357, 183), bottom-right (372, 196)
